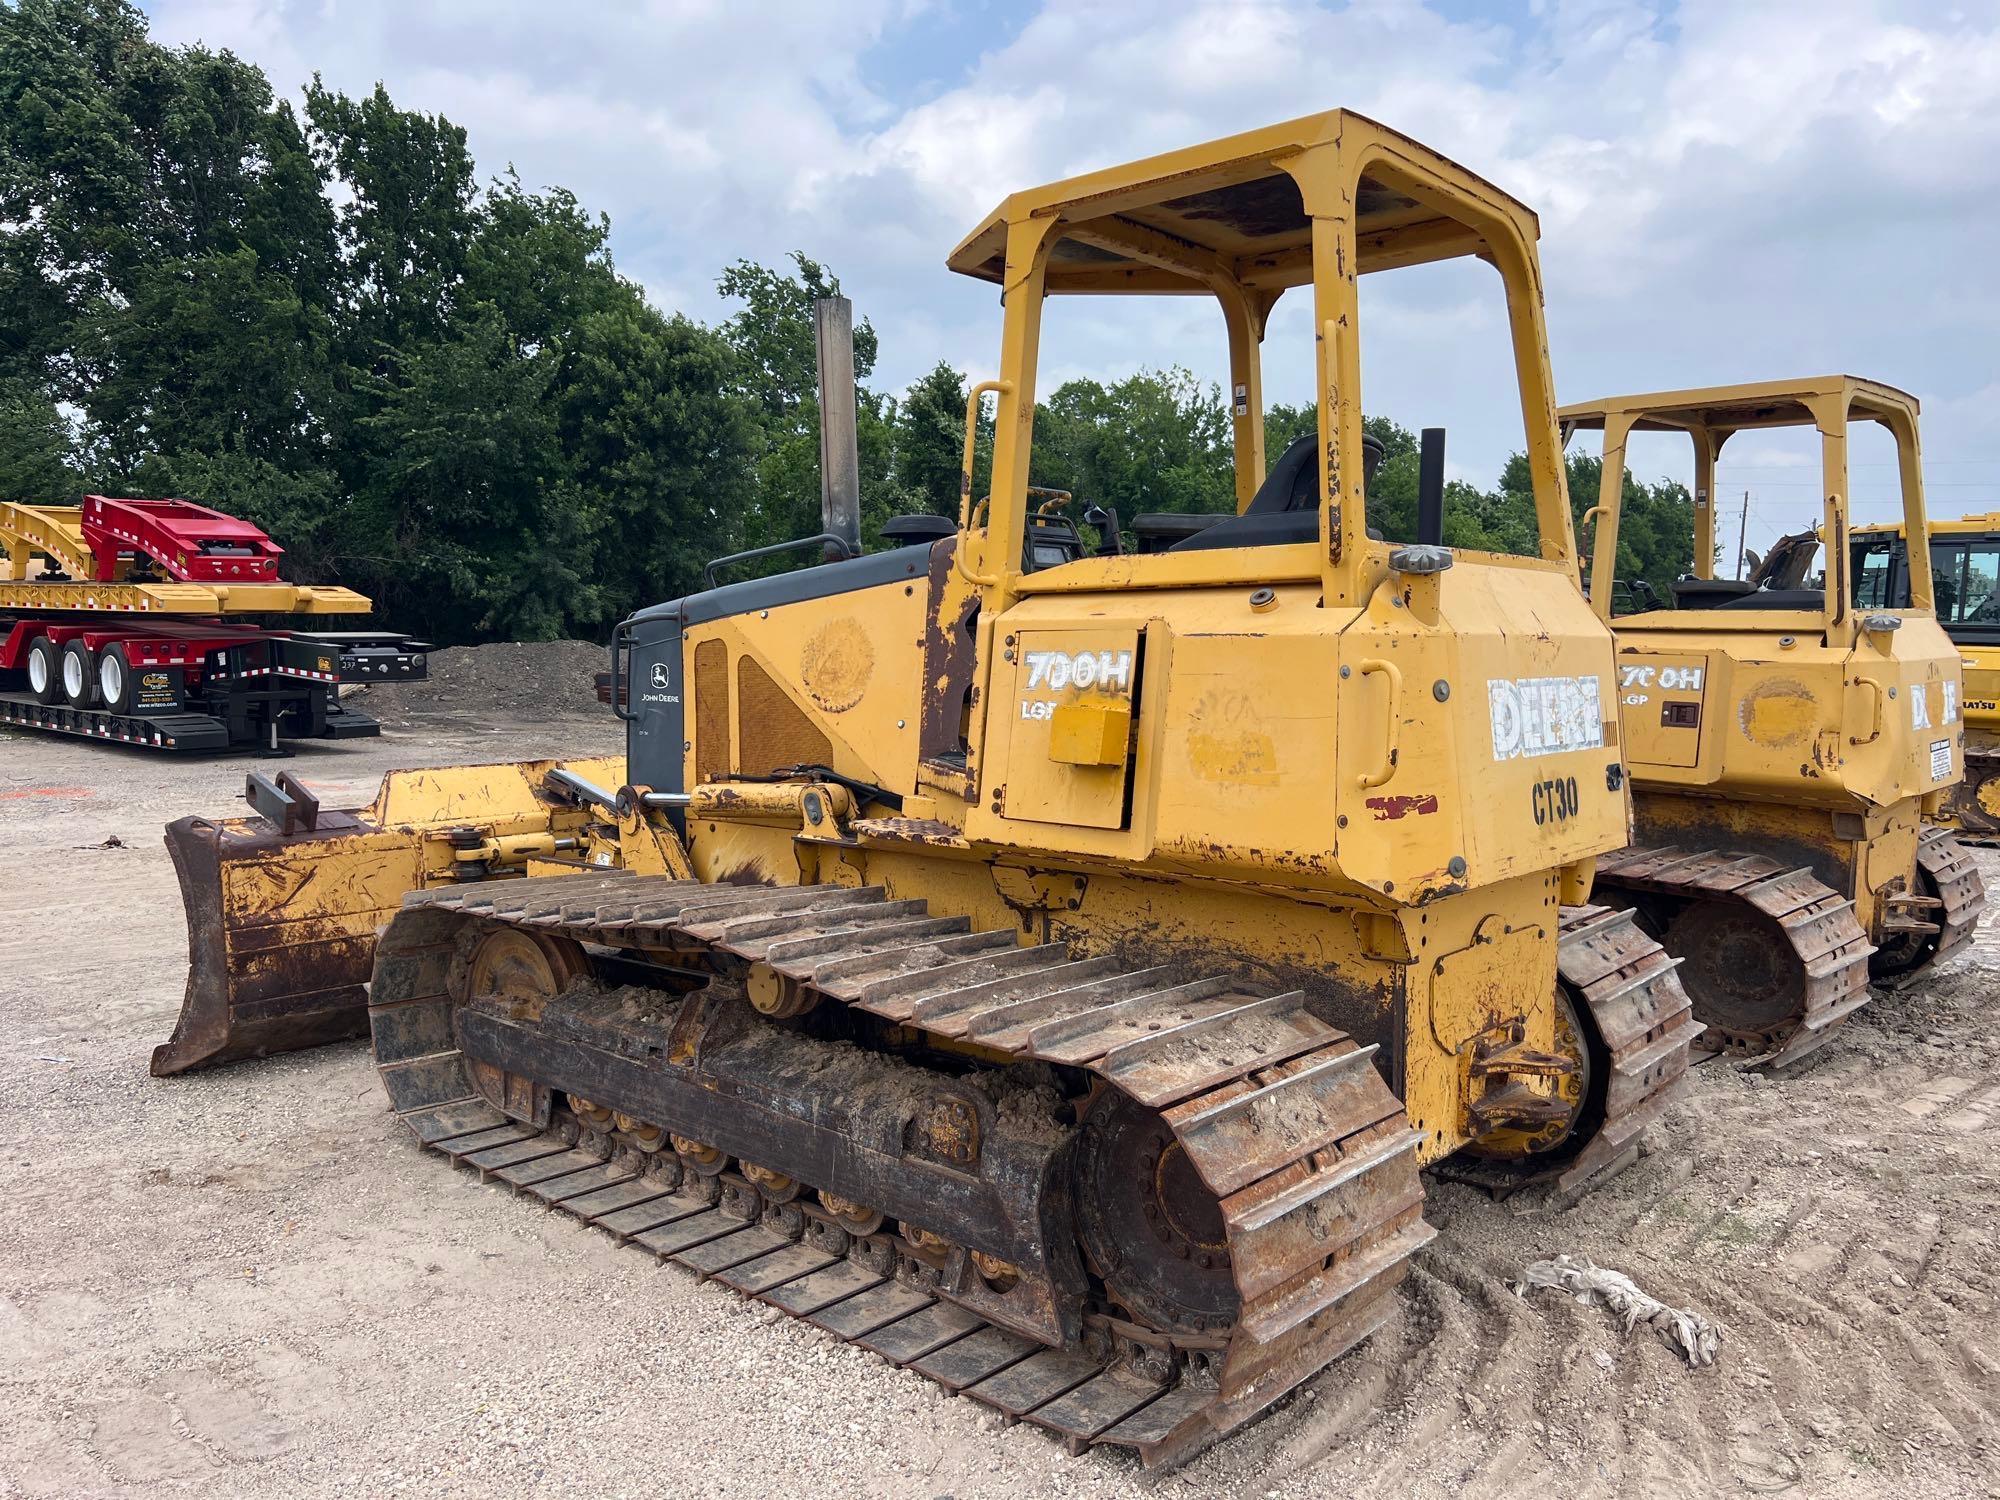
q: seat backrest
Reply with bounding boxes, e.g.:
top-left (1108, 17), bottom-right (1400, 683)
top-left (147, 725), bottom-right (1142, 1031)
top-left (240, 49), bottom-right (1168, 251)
top-left (880, 514), bottom-right (957, 545)
top-left (1245, 433), bottom-right (1319, 514)
top-left (1670, 577), bottom-right (1755, 608)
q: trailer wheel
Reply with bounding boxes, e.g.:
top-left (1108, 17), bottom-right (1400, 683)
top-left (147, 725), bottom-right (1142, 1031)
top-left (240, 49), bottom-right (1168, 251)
top-left (26, 636), bottom-right (62, 703)
top-left (59, 638), bottom-right (99, 707)
top-left (98, 642), bottom-right (137, 713)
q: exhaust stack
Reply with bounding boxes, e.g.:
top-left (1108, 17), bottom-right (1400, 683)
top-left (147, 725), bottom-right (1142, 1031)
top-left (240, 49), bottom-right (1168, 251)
top-left (813, 296), bottom-right (863, 559)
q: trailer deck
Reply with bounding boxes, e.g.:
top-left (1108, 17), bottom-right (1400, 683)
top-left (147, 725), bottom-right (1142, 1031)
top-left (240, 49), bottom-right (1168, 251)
top-left (2, 495), bottom-right (424, 754)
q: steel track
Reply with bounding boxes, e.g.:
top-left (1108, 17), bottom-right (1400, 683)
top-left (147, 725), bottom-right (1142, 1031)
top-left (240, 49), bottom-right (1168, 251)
top-left (1913, 826), bottom-right (1987, 971)
top-left (1594, 843), bottom-right (1877, 1068)
top-left (367, 872), bottom-right (1690, 1467)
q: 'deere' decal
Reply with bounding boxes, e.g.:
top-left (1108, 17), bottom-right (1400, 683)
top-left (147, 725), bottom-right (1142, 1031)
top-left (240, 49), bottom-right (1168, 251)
top-left (1489, 675), bottom-right (1604, 762)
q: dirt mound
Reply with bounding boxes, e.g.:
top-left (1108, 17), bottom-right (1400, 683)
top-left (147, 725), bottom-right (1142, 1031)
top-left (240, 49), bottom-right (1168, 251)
top-left (345, 639), bottom-right (607, 722)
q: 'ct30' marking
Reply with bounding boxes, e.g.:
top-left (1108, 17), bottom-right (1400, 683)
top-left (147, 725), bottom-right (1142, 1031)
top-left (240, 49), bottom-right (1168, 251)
top-left (1532, 775), bottom-right (1580, 825)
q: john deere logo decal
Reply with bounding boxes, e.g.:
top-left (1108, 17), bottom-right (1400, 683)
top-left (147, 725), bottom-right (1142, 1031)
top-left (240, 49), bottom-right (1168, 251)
top-left (1488, 675), bottom-right (1604, 761)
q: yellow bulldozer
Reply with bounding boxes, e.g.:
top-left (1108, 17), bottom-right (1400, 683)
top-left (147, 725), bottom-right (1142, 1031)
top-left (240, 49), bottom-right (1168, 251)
top-left (1562, 378), bottom-right (1985, 1069)
top-left (1852, 509), bottom-right (2000, 837)
top-left (161, 112), bottom-right (1701, 1466)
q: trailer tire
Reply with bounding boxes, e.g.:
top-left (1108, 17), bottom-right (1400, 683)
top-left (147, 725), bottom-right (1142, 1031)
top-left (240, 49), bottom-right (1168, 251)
top-left (98, 642), bottom-right (137, 714)
top-left (26, 636), bottom-right (62, 704)
top-left (59, 638), bottom-right (99, 707)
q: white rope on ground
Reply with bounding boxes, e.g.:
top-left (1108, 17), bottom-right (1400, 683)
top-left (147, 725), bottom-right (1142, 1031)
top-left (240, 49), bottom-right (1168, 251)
top-left (1511, 1253), bottom-right (1721, 1367)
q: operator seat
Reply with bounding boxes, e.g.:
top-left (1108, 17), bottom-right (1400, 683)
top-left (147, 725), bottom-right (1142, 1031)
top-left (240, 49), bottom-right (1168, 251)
top-left (1670, 578), bottom-right (1757, 609)
top-left (1148, 432), bottom-right (1385, 553)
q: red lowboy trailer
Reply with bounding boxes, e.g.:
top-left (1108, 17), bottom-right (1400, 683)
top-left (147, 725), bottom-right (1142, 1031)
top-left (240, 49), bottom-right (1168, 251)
top-left (1, 496), bottom-right (425, 754)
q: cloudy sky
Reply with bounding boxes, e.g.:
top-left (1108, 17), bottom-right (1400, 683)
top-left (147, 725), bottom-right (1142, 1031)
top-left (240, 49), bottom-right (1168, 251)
top-left (141, 0), bottom-right (2000, 554)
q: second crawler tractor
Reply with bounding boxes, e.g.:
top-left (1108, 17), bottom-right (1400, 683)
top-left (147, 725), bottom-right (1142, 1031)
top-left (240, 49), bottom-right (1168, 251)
top-left (351, 114), bottom-right (1701, 1467)
top-left (1566, 379), bottom-right (1986, 1068)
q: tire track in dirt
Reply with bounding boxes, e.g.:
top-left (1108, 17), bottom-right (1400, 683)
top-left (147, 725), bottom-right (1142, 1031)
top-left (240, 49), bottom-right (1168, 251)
top-left (2, 730), bottom-right (1994, 1498)
top-left (1179, 931), bottom-right (2000, 1500)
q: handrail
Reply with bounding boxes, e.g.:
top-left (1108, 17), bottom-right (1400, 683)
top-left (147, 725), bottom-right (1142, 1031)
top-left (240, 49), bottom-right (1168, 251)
top-left (701, 532), bottom-right (855, 589)
top-left (955, 380), bottom-right (1012, 591)
top-left (607, 618), bottom-right (638, 723)
top-left (1847, 676), bottom-right (1883, 747)
top-left (1357, 658), bottom-right (1404, 788)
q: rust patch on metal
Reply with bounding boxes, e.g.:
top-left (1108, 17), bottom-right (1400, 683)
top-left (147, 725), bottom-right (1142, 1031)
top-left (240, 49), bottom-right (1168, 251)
top-left (909, 1096), bottom-right (981, 1166)
top-left (1365, 793), bottom-right (1439, 821)
top-left (918, 536), bottom-right (981, 770)
top-left (852, 817), bottom-right (969, 847)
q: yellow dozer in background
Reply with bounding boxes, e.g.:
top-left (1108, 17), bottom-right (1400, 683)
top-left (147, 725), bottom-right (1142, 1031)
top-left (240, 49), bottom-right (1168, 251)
top-left (165, 112), bottom-right (1701, 1466)
top-left (1563, 378), bottom-right (1985, 1070)
top-left (1853, 510), bottom-right (2000, 838)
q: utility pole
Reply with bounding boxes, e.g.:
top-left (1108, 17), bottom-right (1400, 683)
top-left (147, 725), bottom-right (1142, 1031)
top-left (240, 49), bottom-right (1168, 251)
top-left (1734, 489), bottom-right (1750, 580)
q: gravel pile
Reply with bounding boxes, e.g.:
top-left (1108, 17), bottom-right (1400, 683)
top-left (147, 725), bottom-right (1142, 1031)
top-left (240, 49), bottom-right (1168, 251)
top-left (346, 639), bottom-right (608, 721)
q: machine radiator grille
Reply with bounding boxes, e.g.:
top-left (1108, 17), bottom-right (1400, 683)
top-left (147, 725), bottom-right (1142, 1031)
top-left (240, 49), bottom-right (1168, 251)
top-left (736, 656), bottom-right (831, 776)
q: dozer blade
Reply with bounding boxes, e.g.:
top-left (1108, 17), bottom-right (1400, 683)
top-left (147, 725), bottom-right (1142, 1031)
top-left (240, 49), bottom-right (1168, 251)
top-left (154, 755), bottom-right (623, 1077)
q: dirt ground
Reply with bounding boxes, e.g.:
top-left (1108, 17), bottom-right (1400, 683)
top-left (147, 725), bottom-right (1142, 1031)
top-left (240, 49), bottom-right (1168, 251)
top-left (3, 693), bottom-right (1998, 1498)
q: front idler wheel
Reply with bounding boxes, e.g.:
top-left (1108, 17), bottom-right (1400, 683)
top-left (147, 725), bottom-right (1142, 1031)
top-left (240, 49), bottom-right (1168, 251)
top-left (464, 926), bottom-right (589, 1021)
top-left (1072, 1089), bottom-right (1239, 1337)
top-left (1667, 899), bottom-right (1804, 1048)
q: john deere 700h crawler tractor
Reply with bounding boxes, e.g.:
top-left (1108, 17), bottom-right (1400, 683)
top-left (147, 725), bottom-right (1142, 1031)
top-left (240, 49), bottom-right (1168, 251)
top-left (175, 113), bottom-right (1700, 1467)
top-left (1563, 379), bottom-right (1985, 1069)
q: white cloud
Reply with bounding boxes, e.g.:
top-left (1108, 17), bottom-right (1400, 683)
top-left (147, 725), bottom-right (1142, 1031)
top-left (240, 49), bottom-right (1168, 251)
top-left (139, 0), bottom-right (2000, 551)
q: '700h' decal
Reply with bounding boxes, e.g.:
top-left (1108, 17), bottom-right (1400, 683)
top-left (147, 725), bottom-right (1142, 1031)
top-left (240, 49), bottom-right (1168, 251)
top-left (1022, 649), bottom-right (1133, 693)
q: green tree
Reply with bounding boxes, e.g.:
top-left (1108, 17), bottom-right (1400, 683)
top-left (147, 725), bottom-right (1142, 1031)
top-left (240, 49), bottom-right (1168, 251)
top-left (0, 0), bottom-right (155, 393)
top-left (1, 0), bottom-right (340, 542)
top-left (304, 78), bottom-right (475, 359)
top-left (346, 306), bottom-right (595, 641)
top-left (1030, 368), bottom-right (1234, 519)
top-left (1498, 449), bottom-right (1694, 601)
top-left (893, 360), bottom-right (986, 519)
top-left (557, 296), bottom-right (757, 613)
top-left (0, 378), bottom-right (79, 497)
top-left (1, 6), bottom-right (764, 641)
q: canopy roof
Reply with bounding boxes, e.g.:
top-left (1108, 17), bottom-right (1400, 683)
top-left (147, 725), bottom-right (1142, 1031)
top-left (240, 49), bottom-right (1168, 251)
top-left (946, 108), bottom-right (1537, 295)
top-left (1559, 376), bottom-right (1919, 435)
top-left (1855, 510), bottom-right (2000, 537)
